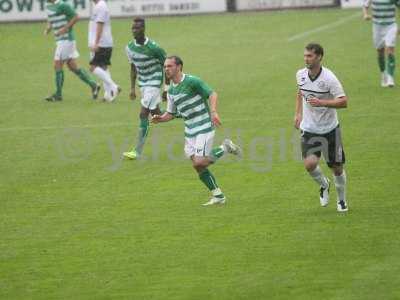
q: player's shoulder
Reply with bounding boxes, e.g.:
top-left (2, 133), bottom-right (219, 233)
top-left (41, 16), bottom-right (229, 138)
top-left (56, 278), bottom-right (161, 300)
top-left (185, 74), bottom-right (202, 84)
top-left (322, 67), bottom-right (340, 81)
top-left (147, 38), bottom-right (162, 49)
top-left (296, 67), bottom-right (308, 77)
top-left (296, 68), bottom-right (308, 82)
top-left (126, 41), bottom-right (135, 51)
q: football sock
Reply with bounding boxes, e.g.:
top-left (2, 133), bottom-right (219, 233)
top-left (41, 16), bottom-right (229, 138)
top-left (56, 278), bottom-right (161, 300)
top-left (387, 54), bottom-right (395, 76)
top-left (55, 70), bottom-right (64, 97)
top-left (73, 68), bottom-right (97, 89)
top-left (199, 169), bottom-right (221, 194)
top-left (378, 53), bottom-right (385, 73)
top-left (135, 117), bottom-right (149, 155)
top-left (93, 67), bottom-right (117, 91)
top-left (334, 170), bottom-right (347, 203)
top-left (309, 165), bottom-right (329, 189)
top-left (210, 145), bottom-right (225, 162)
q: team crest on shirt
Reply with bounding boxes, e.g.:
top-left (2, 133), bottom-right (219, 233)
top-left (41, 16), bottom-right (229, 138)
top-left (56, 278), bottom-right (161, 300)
top-left (317, 81), bottom-right (327, 89)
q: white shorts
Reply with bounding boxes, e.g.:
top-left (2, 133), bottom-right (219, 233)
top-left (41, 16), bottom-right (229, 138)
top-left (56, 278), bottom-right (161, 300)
top-left (373, 23), bottom-right (398, 49)
top-left (54, 40), bottom-right (79, 61)
top-left (184, 130), bottom-right (215, 159)
top-left (140, 86), bottom-right (161, 110)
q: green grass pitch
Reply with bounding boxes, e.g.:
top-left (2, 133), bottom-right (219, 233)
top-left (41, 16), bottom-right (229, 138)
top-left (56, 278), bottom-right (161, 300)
top-left (1, 8), bottom-right (400, 299)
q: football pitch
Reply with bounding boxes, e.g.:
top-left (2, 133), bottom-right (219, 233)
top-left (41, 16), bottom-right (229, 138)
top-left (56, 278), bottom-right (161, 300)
top-left (1, 8), bottom-right (400, 299)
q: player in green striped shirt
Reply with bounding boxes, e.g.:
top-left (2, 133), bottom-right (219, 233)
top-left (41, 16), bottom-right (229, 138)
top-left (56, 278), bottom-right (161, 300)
top-left (363, 0), bottom-right (400, 87)
top-left (152, 56), bottom-right (242, 206)
top-left (123, 18), bottom-right (168, 160)
top-left (44, 0), bottom-right (99, 101)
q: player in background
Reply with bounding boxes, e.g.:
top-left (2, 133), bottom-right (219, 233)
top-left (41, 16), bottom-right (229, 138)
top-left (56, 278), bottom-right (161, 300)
top-left (152, 56), bottom-right (242, 206)
top-left (363, 0), bottom-right (399, 87)
top-left (294, 43), bottom-right (349, 212)
top-left (88, 0), bottom-right (120, 101)
top-left (44, 0), bottom-right (99, 101)
top-left (123, 18), bottom-right (169, 160)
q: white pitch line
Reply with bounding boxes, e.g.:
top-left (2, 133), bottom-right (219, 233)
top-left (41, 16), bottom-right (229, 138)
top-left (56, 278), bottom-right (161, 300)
top-left (287, 12), bottom-right (360, 42)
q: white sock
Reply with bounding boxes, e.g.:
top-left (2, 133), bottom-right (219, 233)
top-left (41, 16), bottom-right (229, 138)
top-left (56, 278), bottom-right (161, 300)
top-left (102, 69), bottom-right (111, 95)
top-left (334, 170), bottom-right (346, 203)
top-left (212, 188), bottom-right (223, 197)
top-left (92, 67), bottom-right (117, 91)
top-left (309, 165), bottom-right (329, 189)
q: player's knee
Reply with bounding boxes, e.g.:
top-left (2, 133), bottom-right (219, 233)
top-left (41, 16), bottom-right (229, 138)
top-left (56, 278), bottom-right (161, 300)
top-left (139, 111), bottom-right (149, 119)
top-left (330, 164), bottom-right (343, 176)
top-left (192, 159), bottom-right (206, 172)
top-left (304, 160), bottom-right (318, 172)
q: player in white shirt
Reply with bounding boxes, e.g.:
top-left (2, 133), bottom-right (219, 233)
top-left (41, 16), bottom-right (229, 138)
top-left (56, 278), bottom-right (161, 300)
top-left (294, 43), bottom-right (349, 212)
top-left (88, 0), bottom-right (120, 101)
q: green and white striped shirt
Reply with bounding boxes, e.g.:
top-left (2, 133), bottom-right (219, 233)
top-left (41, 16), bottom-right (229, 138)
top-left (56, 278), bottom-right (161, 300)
top-left (46, 0), bottom-right (76, 42)
top-left (364, 0), bottom-right (398, 25)
top-left (126, 37), bottom-right (166, 88)
top-left (167, 74), bottom-right (214, 138)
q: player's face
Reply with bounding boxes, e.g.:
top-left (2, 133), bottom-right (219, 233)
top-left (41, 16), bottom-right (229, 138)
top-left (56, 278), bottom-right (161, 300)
top-left (164, 58), bottom-right (179, 79)
top-left (132, 22), bottom-right (144, 40)
top-left (304, 49), bottom-right (321, 69)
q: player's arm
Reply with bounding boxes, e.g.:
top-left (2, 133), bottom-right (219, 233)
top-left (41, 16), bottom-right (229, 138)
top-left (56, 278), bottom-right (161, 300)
top-left (151, 112), bottom-right (175, 123)
top-left (208, 92), bottom-right (221, 127)
top-left (56, 5), bottom-right (78, 36)
top-left (130, 63), bottom-right (137, 100)
top-left (92, 21), bottom-right (104, 52)
top-left (154, 45), bottom-right (170, 100)
top-left (44, 22), bottom-right (52, 35)
top-left (294, 89), bottom-right (302, 129)
top-left (308, 96), bottom-right (348, 108)
top-left (152, 93), bottom-right (176, 123)
top-left (362, 0), bottom-right (371, 20)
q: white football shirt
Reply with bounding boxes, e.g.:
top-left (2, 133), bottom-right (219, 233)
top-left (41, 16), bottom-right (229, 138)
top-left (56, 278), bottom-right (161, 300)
top-left (88, 0), bottom-right (113, 48)
top-left (296, 66), bottom-right (346, 134)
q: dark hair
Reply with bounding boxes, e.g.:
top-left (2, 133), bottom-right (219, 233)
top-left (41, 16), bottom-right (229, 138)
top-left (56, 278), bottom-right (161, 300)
top-left (167, 55), bottom-right (184, 68)
top-left (305, 43), bottom-right (324, 57)
top-left (133, 17), bottom-right (145, 27)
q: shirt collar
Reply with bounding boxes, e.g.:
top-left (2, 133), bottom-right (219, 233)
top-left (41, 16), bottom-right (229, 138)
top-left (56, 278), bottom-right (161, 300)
top-left (134, 37), bottom-right (149, 47)
top-left (172, 73), bottom-right (186, 87)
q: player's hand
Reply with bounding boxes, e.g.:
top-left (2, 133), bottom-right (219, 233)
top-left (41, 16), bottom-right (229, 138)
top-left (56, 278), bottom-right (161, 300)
top-left (162, 91), bottom-right (167, 102)
top-left (130, 89), bottom-right (136, 101)
top-left (307, 97), bottom-right (323, 107)
top-left (363, 14), bottom-right (371, 21)
top-left (56, 26), bottom-right (68, 36)
top-left (211, 111), bottom-right (222, 127)
top-left (151, 115), bottom-right (162, 124)
top-left (90, 45), bottom-right (100, 52)
top-left (294, 114), bottom-right (302, 129)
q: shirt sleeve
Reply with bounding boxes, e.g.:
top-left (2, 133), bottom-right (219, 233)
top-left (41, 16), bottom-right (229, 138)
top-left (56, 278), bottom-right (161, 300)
top-left (363, 0), bottom-right (371, 7)
top-left (95, 4), bottom-right (108, 23)
top-left (152, 43), bottom-right (167, 65)
top-left (192, 77), bottom-right (213, 99)
top-left (60, 2), bottom-right (76, 19)
top-left (166, 94), bottom-right (177, 114)
top-left (329, 72), bottom-right (346, 98)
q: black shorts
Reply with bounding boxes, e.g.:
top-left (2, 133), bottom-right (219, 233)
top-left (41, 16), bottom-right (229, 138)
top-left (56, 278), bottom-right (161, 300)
top-left (90, 47), bottom-right (112, 66)
top-left (301, 125), bottom-right (346, 168)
